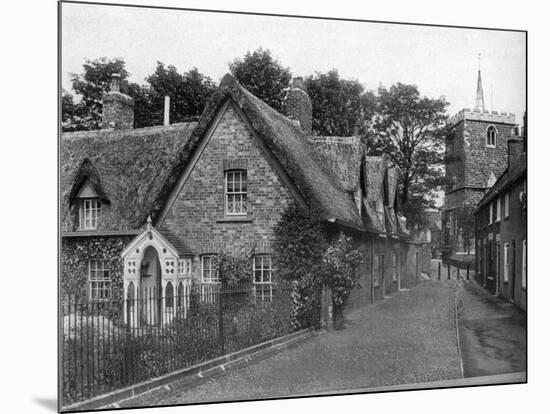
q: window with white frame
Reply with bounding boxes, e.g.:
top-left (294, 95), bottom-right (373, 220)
top-left (496, 197), bottom-right (501, 222)
top-left (201, 255), bottom-right (219, 283)
top-left (503, 243), bottom-right (510, 283)
top-left (522, 240), bottom-right (526, 289)
top-left (253, 255), bottom-right (272, 284)
top-left (79, 199), bottom-right (100, 230)
top-left (253, 255), bottom-right (273, 300)
top-left (504, 192), bottom-right (510, 218)
top-left (487, 125), bottom-right (497, 147)
top-left (225, 170), bottom-right (247, 215)
top-left (89, 260), bottom-right (111, 300)
top-left (489, 202), bottom-right (493, 225)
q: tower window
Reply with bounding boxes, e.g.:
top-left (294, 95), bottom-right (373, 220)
top-left (486, 125), bottom-right (497, 147)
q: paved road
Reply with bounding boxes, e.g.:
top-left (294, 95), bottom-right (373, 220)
top-left (156, 280), bottom-right (463, 405)
top-left (456, 279), bottom-right (526, 377)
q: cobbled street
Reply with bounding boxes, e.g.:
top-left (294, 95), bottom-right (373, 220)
top-left (154, 280), bottom-right (464, 406)
top-left (119, 277), bottom-right (526, 408)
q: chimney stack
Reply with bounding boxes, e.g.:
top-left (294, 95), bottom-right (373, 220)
top-left (163, 95), bottom-right (170, 126)
top-left (507, 138), bottom-right (524, 171)
top-left (285, 77), bottom-right (312, 134)
top-left (102, 73), bottom-right (134, 130)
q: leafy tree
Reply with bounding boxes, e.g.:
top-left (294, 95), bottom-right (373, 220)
top-left (145, 62), bottom-right (217, 125)
top-left (229, 48), bottom-right (291, 112)
top-left (305, 70), bottom-right (376, 136)
top-left (456, 206), bottom-right (476, 254)
top-left (370, 83), bottom-right (449, 227)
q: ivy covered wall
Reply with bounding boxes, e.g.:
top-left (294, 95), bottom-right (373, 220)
top-left (61, 236), bottom-right (133, 301)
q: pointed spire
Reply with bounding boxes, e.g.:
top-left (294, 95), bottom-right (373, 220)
top-left (475, 53), bottom-right (485, 111)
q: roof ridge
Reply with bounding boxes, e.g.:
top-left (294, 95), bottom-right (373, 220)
top-left (62, 121), bottom-right (197, 140)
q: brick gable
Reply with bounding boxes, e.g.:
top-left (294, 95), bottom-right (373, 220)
top-left (159, 103), bottom-right (295, 279)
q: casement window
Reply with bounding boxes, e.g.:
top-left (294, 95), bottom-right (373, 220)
top-left (503, 243), bottom-right (510, 283)
top-left (487, 125), bottom-right (497, 147)
top-left (489, 202), bottom-right (493, 225)
top-left (496, 197), bottom-right (501, 222)
top-left (79, 199), bottom-right (100, 230)
top-left (504, 192), bottom-right (510, 218)
top-left (522, 240), bottom-right (527, 289)
top-left (201, 255), bottom-right (219, 283)
top-left (89, 260), bottom-right (111, 300)
top-left (253, 255), bottom-right (273, 301)
top-left (225, 170), bottom-right (247, 215)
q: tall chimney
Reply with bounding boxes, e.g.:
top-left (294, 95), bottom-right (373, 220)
top-left (507, 138), bottom-right (524, 171)
top-left (163, 95), bottom-right (170, 126)
top-left (285, 77), bottom-right (312, 134)
top-left (102, 73), bottom-right (134, 130)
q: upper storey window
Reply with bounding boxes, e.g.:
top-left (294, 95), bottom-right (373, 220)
top-left (486, 125), bottom-right (497, 147)
top-left (225, 170), bottom-right (247, 216)
top-left (79, 199), bottom-right (101, 230)
top-left (76, 180), bottom-right (101, 230)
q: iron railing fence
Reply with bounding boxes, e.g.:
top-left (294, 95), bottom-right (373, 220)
top-left (61, 281), bottom-right (319, 406)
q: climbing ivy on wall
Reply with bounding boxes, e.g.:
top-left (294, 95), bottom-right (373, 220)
top-left (273, 202), bottom-right (362, 329)
top-left (61, 236), bottom-right (132, 301)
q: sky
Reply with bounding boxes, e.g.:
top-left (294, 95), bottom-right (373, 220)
top-left (61, 2), bottom-right (526, 124)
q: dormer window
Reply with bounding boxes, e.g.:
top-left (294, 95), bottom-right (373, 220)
top-left (486, 125), bottom-right (497, 147)
top-left (79, 199), bottom-right (100, 230)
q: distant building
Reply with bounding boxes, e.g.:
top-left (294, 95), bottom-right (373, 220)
top-left (442, 68), bottom-right (520, 268)
top-left (474, 116), bottom-right (526, 310)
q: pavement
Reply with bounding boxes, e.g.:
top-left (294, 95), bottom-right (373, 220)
top-left (156, 280), bottom-right (463, 406)
top-left (456, 279), bottom-right (526, 377)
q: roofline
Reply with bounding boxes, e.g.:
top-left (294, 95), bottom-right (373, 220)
top-left (62, 230), bottom-right (141, 238)
top-left (475, 167), bottom-right (527, 213)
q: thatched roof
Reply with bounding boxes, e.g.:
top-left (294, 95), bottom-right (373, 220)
top-left (308, 136), bottom-right (364, 192)
top-left (476, 152), bottom-right (526, 212)
top-left (61, 123), bottom-right (197, 232)
top-left (169, 73), bottom-right (363, 227)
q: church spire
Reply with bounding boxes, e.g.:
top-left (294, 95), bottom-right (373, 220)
top-left (474, 53), bottom-right (485, 111)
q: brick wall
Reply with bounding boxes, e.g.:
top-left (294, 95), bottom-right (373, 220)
top-left (286, 87), bottom-right (312, 134)
top-left (102, 93), bottom-right (134, 130)
top-left (475, 176), bottom-right (526, 310)
top-left (160, 103), bottom-right (295, 282)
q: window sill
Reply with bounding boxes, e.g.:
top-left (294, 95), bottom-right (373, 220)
top-left (216, 216), bottom-right (253, 223)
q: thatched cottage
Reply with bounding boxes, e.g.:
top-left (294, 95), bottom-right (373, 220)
top-left (61, 73), bottom-right (419, 323)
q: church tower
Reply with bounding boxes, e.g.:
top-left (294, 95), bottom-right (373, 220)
top-left (442, 62), bottom-right (518, 263)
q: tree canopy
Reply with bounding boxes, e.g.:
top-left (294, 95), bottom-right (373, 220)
top-left (229, 48), bottom-right (291, 113)
top-left (62, 58), bottom-right (216, 131)
top-left (369, 83), bottom-right (449, 227)
top-left (305, 70), bottom-right (376, 137)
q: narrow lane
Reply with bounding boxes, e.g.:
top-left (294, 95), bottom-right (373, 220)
top-left (150, 281), bottom-right (462, 406)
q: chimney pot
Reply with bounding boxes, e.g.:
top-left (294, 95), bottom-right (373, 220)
top-left (102, 73), bottom-right (134, 130)
top-left (164, 95), bottom-right (170, 126)
top-left (110, 73), bottom-right (121, 93)
top-left (292, 77), bottom-right (306, 92)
